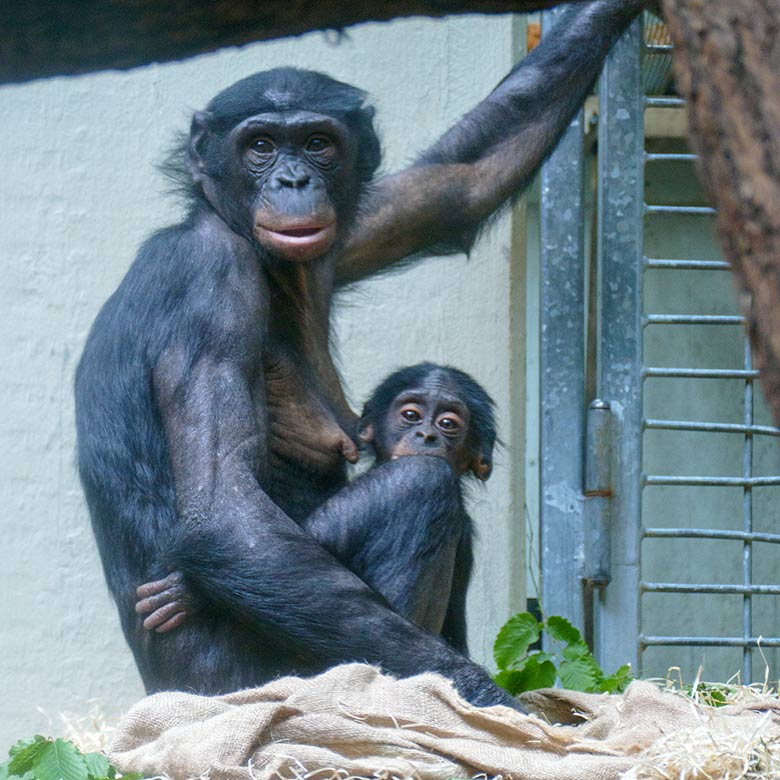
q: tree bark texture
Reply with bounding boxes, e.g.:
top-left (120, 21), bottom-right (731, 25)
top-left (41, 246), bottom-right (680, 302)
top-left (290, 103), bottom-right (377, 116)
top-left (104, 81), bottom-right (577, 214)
top-left (663, 0), bottom-right (780, 425)
top-left (0, 0), bottom-right (567, 84)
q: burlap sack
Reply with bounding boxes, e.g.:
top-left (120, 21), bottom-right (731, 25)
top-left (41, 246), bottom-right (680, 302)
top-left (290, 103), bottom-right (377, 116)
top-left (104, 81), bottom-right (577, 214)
top-left (108, 663), bottom-right (780, 780)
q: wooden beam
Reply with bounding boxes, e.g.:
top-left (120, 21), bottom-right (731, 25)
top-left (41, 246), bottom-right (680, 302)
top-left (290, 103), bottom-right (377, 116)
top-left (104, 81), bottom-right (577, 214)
top-left (0, 0), bottom-right (567, 84)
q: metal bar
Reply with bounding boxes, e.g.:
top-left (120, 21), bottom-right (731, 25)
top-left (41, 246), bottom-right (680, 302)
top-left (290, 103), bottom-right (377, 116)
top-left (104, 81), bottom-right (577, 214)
top-left (641, 636), bottom-right (780, 648)
top-left (644, 419), bottom-right (780, 436)
top-left (645, 153), bottom-right (697, 163)
top-left (742, 340), bottom-right (754, 681)
top-left (584, 401), bottom-right (612, 587)
top-left (644, 475), bottom-right (780, 487)
top-left (644, 43), bottom-right (674, 53)
top-left (645, 96), bottom-right (685, 108)
top-left (595, 19), bottom-right (644, 675)
top-left (644, 368), bottom-right (760, 379)
top-left (644, 314), bottom-right (744, 326)
top-left (643, 582), bottom-right (780, 595)
top-left (539, 6), bottom-right (587, 637)
top-left (644, 259), bottom-right (730, 270)
top-left (644, 528), bottom-right (780, 544)
top-left (645, 204), bottom-right (717, 216)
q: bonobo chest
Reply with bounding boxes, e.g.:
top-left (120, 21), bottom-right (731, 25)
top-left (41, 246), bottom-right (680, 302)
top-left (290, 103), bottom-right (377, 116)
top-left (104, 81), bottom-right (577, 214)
top-left (260, 265), bottom-right (358, 482)
top-left (262, 347), bottom-right (357, 478)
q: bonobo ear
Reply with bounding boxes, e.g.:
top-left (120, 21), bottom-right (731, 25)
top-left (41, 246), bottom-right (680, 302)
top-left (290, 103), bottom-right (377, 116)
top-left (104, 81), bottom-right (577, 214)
top-left (471, 453), bottom-right (493, 481)
top-left (358, 423), bottom-right (375, 445)
top-left (188, 111), bottom-right (213, 182)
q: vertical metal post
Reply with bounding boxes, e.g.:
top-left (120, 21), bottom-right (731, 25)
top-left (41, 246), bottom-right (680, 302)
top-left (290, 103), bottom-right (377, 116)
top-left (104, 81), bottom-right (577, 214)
top-left (539, 8), bottom-right (587, 634)
top-left (742, 340), bottom-right (754, 682)
top-left (595, 20), bottom-right (644, 674)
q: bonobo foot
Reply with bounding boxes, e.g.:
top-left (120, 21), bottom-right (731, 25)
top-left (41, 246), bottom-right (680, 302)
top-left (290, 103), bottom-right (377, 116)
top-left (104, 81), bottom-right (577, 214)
top-left (136, 571), bottom-right (194, 632)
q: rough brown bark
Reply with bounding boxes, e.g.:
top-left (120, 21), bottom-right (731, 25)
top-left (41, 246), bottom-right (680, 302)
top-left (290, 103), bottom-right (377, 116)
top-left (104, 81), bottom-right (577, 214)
top-left (0, 0), bottom-right (568, 84)
top-left (663, 0), bottom-right (780, 425)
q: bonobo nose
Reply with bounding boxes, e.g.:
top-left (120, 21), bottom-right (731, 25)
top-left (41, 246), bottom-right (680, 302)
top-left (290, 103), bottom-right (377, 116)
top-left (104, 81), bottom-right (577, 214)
top-left (415, 429), bottom-right (438, 444)
top-left (275, 163), bottom-right (311, 189)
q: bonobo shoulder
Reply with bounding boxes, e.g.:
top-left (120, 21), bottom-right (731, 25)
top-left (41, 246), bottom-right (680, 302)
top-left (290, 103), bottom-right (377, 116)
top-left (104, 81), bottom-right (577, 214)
top-left (118, 213), bottom-right (269, 359)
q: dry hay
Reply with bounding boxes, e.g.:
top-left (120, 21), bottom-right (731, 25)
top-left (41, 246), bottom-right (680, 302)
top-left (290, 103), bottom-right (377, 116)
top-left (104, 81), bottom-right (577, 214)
top-left (627, 668), bottom-right (780, 780)
top-left (59, 702), bottom-right (118, 754)
top-left (56, 668), bottom-right (780, 780)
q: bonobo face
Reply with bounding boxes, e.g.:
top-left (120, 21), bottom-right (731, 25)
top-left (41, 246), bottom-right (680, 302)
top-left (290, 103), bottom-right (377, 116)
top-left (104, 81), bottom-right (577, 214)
top-left (190, 110), bottom-right (358, 262)
top-left (371, 375), bottom-right (476, 476)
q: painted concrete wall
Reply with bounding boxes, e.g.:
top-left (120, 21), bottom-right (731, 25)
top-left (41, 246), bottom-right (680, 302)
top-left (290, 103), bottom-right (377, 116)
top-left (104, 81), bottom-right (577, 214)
top-left (0, 16), bottom-right (527, 745)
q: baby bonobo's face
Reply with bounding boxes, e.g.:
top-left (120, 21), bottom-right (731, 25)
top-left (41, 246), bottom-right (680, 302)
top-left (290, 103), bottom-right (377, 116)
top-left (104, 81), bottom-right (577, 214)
top-left (380, 376), bottom-right (473, 475)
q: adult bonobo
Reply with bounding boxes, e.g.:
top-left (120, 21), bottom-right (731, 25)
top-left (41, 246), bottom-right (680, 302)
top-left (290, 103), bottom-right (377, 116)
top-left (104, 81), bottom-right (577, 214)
top-left (138, 363), bottom-right (495, 654)
top-left (75, 0), bottom-right (642, 709)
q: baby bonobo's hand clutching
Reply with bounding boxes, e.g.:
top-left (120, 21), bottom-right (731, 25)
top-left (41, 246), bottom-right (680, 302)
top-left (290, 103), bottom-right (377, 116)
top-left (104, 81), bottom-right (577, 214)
top-left (136, 571), bottom-right (194, 633)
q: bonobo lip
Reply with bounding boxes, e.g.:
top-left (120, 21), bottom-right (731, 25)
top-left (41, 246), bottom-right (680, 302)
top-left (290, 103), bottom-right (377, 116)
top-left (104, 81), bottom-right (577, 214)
top-left (254, 220), bottom-right (337, 261)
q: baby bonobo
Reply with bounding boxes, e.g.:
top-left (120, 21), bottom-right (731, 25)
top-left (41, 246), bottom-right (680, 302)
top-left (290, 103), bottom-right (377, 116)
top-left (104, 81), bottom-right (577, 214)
top-left (136, 362), bottom-right (495, 655)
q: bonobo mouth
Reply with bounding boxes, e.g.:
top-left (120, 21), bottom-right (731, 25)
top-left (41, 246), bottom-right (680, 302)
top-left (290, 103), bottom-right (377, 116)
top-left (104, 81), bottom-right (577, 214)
top-left (254, 220), bottom-right (337, 262)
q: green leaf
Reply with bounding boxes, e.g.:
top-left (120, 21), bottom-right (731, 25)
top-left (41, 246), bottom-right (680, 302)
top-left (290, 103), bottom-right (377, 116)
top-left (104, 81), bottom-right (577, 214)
top-left (505, 653), bottom-right (558, 693)
top-left (494, 669), bottom-right (528, 696)
top-left (544, 615), bottom-right (583, 646)
top-left (600, 664), bottom-right (633, 693)
top-left (83, 754), bottom-right (110, 780)
top-left (493, 612), bottom-right (540, 670)
top-left (7, 737), bottom-right (50, 776)
top-left (561, 641), bottom-right (591, 661)
top-left (558, 657), bottom-right (600, 692)
top-left (34, 740), bottom-right (89, 780)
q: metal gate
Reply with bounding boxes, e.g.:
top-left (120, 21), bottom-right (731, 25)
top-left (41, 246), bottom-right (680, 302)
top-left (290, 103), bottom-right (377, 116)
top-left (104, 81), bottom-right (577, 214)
top-left (538, 14), bottom-right (780, 683)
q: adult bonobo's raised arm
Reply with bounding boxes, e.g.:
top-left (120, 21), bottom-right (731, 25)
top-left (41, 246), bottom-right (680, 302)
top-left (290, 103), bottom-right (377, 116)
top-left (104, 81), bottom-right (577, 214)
top-left (338, 0), bottom-right (641, 284)
top-left (76, 0), bottom-right (642, 712)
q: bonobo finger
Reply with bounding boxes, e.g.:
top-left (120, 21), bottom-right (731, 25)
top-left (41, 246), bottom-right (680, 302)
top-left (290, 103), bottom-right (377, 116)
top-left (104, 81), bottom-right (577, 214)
top-left (136, 586), bottom-right (183, 614)
top-left (136, 571), bottom-right (183, 598)
top-left (155, 611), bottom-right (188, 633)
top-left (142, 600), bottom-right (184, 630)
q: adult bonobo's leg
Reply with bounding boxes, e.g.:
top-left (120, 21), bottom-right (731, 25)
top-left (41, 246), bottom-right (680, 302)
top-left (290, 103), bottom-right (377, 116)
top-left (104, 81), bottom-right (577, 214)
top-left (302, 456), bottom-right (469, 635)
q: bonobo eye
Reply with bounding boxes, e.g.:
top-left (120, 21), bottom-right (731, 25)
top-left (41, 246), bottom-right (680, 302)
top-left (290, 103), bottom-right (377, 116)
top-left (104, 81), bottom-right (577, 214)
top-left (247, 136), bottom-right (276, 160)
top-left (436, 413), bottom-right (464, 434)
top-left (306, 134), bottom-right (337, 161)
top-left (400, 405), bottom-right (422, 423)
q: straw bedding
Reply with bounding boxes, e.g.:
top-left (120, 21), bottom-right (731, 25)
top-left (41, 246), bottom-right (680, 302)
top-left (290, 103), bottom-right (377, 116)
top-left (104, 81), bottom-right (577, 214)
top-left (101, 664), bottom-right (780, 780)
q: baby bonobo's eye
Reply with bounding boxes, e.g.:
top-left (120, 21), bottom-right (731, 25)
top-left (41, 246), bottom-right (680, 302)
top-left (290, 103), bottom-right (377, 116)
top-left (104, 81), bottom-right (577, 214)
top-left (400, 406), bottom-right (421, 423)
top-left (436, 413), bottom-right (464, 434)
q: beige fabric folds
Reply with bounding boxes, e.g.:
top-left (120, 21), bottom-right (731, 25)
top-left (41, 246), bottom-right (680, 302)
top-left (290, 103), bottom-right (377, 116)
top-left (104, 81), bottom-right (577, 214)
top-left (108, 663), bottom-right (780, 780)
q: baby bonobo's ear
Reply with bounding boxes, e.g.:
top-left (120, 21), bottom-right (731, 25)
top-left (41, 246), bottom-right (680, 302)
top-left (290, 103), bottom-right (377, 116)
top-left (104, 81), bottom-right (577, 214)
top-left (358, 423), bottom-right (375, 445)
top-left (471, 453), bottom-right (492, 481)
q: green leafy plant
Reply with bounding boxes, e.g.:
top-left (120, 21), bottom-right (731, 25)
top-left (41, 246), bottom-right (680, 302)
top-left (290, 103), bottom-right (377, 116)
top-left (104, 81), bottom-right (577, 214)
top-left (0, 736), bottom-right (140, 780)
top-left (493, 612), bottom-right (632, 696)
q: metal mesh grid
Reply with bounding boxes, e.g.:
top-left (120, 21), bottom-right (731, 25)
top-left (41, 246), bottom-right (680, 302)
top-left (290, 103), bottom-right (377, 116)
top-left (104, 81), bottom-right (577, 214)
top-left (539, 17), bottom-right (780, 683)
top-left (636, 33), bottom-right (780, 683)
